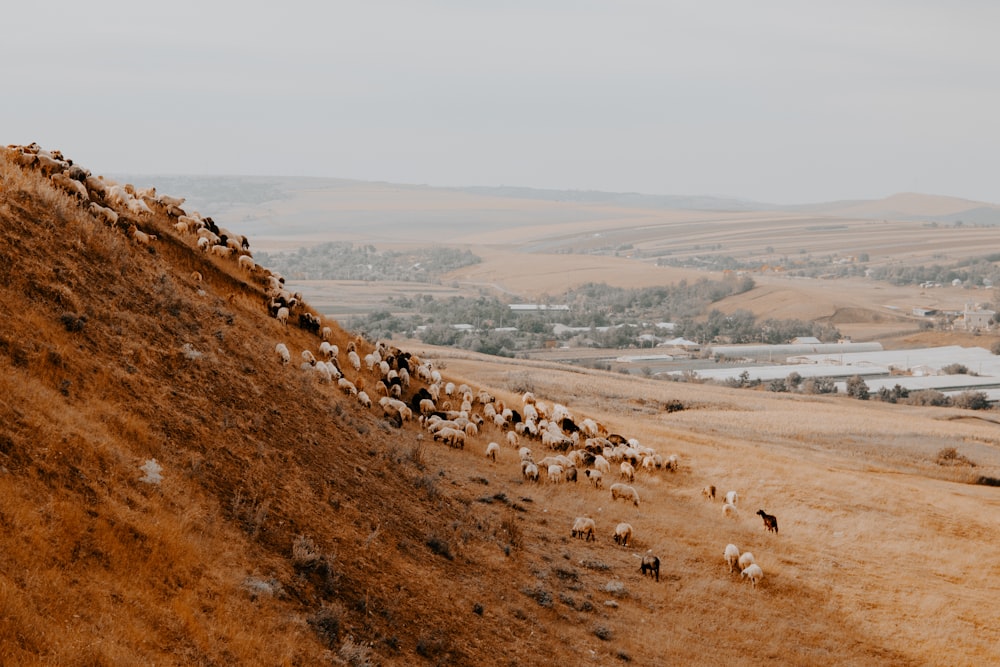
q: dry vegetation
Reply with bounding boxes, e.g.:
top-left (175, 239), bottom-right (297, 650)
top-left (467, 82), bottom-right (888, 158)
top-left (2, 152), bottom-right (1000, 666)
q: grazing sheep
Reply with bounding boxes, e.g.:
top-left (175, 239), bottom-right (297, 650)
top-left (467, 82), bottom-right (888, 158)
top-left (613, 522), bottom-right (633, 547)
top-left (357, 391), bottom-right (372, 409)
top-left (666, 454), bottom-right (679, 471)
top-left (610, 483), bottom-right (640, 507)
top-left (546, 464), bottom-right (564, 483)
top-left (275, 343), bottom-right (290, 365)
top-left (129, 225), bottom-right (156, 245)
top-left (518, 446), bottom-right (533, 462)
top-left (756, 509), bottom-right (779, 533)
top-left (238, 254), bottom-right (256, 273)
top-left (321, 326), bottom-right (333, 341)
top-left (725, 491), bottom-right (739, 506)
top-left (301, 350), bottom-right (317, 366)
top-left (620, 461), bottom-right (635, 482)
top-left (738, 552), bottom-right (756, 572)
top-left (564, 466), bottom-right (578, 483)
top-left (571, 517), bottom-right (596, 542)
top-left (584, 468), bottom-right (604, 489)
top-left (506, 431), bottom-right (519, 447)
top-left (338, 378), bottom-right (358, 396)
top-left (485, 442), bottom-right (500, 462)
top-left (723, 503), bottom-right (739, 519)
top-left (276, 307), bottom-right (289, 327)
top-left (348, 350), bottom-right (361, 372)
top-left (593, 455), bottom-right (611, 474)
top-left (640, 552), bottom-right (660, 581)
top-left (724, 544), bottom-right (741, 572)
top-left (741, 563), bottom-right (764, 588)
top-left (702, 485), bottom-right (716, 501)
top-left (433, 427), bottom-right (466, 449)
top-left (522, 461), bottom-right (539, 482)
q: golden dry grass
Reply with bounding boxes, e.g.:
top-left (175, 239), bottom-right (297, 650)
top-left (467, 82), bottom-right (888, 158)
top-left (3, 152), bottom-right (1000, 665)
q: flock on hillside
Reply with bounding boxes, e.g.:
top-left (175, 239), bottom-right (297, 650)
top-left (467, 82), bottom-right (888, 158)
top-left (3, 142), bottom-right (779, 590)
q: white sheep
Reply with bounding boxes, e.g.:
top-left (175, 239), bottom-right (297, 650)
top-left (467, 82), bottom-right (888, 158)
top-left (594, 455), bottom-right (611, 474)
top-left (238, 254), bottom-right (256, 273)
top-left (610, 483), bottom-right (640, 507)
top-left (613, 522), bottom-right (633, 547)
top-left (319, 341), bottom-right (337, 359)
top-left (702, 485), bottom-right (716, 500)
top-left (666, 454), bottom-right (679, 471)
top-left (129, 225), bottom-right (156, 245)
top-left (723, 503), bottom-right (739, 518)
top-left (485, 442), bottom-right (500, 462)
top-left (276, 307), bottom-right (289, 327)
top-left (620, 461), bottom-right (635, 482)
top-left (725, 490), bottom-right (739, 506)
top-left (571, 517), bottom-right (596, 542)
top-left (724, 544), bottom-right (741, 572)
top-left (506, 431), bottom-right (519, 447)
top-left (301, 350), bottom-right (317, 366)
top-left (348, 350), bottom-right (361, 372)
top-left (738, 552), bottom-right (756, 572)
top-left (547, 464), bottom-right (565, 483)
top-left (584, 468), bottom-right (604, 489)
top-left (338, 378), bottom-right (357, 396)
top-left (357, 390), bottom-right (372, 408)
top-left (522, 461), bottom-right (539, 482)
top-left (275, 343), bottom-right (290, 365)
top-left (741, 563), bottom-right (764, 588)
top-left (518, 446), bottom-right (533, 462)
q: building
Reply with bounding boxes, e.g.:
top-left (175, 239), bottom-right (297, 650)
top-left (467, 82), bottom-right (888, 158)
top-left (962, 305), bottom-right (995, 331)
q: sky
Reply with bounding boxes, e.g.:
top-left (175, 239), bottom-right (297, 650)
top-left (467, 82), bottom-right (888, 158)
top-left (4, 1), bottom-right (999, 205)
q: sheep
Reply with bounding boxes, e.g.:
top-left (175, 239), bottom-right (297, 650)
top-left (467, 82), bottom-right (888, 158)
top-left (275, 343), bottom-right (290, 365)
top-left (724, 544), bottom-right (741, 572)
top-left (348, 350), bottom-right (361, 372)
top-left (666, 454), bottom-right (679, 471)
top-left (314, 362), bottom-right (333, 384)
top-left (640, 552), bottom-right (660, 581)
top-left (564, 467), bottom-right (578, 483)
top-left (321, 326), bottom-right (333, 341)
top-left (584, 468), bottom-right (604, 489)
top-left (357, 391), bottom-right (372, 409)
top-left (485, 441), bottom-right (500, 462)
top-left (593, 455), bottom-right (611, 474)
top-left (338, 378), bottom-right (358, 396)
top-left (741, 563), bottom-right (764, 588)
top-left (722, 502), bottom-right (739, 519)
top-left (738, 552), bottom-right (755, 572)
top-left (702, 485), bottom-right (716, 501)
top-left (319, 341), bottom-right (337, 359)
top-left (129, 225), bottom-right (156, 245)
top-left (610, 483), bottom-right (640, 507)
top-left (518, 446), bottom-right (533, 462)
top-left (546, 464), bottom-right (565, 483)
top-left (725, 491), bottom-right (739, 506)
top-left (756, 509), bottom-right (778, 533)
top-left (433, 427), bottom-right (466, 449)
top-left (276, 307), bottom-right (289, 327)
top-left (522, 461), bottom-right (539, 482)
top-left (301, 350), bottom-right (317, 366)
top-left (88, 202), bottom-right (118, 226)
top-left (238, 254), bottom-right (255, 273)
top-left (571, 517), bottom-right (596, 542)
top-left (506, 431), bottom-right (519, 447)
top-left (620, 461), bottom-right (635, 482)
top-left (613, 522), bottom-right (633, 547)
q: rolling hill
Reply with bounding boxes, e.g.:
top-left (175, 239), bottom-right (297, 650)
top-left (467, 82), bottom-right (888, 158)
top-left (3, 147), bottom-right (1000, 665)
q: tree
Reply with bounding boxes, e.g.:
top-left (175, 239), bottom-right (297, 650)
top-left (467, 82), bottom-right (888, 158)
top-left (846, 375), bottom-right (870, 400)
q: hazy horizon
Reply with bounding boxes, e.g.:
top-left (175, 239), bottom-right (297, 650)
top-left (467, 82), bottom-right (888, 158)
top-left (4, 2), bottom-right (999, 206)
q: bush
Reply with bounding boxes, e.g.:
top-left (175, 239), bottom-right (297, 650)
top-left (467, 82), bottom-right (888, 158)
top-left (905, 390), bottom-right (951, 407)
top-left (942, 363), bottom-right (970, 375)
top-left (846, 375), bottom-right (870, 400)
top-left (802, 377), bottom-right (837, 394)
top-left (952, 391), bottom-right (990, 410)
top-left (936, 447), bottom-right (976, 467)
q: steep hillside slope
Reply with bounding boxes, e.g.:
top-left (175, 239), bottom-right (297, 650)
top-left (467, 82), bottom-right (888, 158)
top-left (0, 150), bottom-right (590, 665)
top-left (3, 148), bottom-right (1000, 666)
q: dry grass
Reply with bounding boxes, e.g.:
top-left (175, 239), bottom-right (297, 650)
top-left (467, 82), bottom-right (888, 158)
top-left (3, 152), bottom-right (1000, 665)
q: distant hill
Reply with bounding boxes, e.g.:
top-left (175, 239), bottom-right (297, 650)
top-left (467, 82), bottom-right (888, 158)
top-left (787, 192), bottom-right (1000, 225)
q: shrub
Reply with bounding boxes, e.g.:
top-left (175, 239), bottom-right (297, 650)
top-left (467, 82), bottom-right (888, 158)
top-left (846, 375), bottom-right (870, 400)
top-left (952, 391), bottom-right (990, 410)
top-left (942, 363), bottom-right (970, 375)
top-left (936, 447), bottom-right (976, 467)
top-left (802, 377), bottom-right (837, 394)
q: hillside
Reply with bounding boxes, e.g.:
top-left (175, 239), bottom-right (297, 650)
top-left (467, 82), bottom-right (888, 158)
top-left (3, 147), bottom-right (1000, 665)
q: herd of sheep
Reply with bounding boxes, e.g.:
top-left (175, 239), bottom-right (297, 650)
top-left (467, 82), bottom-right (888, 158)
top-left (4, 142), bottom-right (779, 592)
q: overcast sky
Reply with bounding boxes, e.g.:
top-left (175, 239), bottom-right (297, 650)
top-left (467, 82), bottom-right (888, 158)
top-left (4, 1), bottom-right (998, 204)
